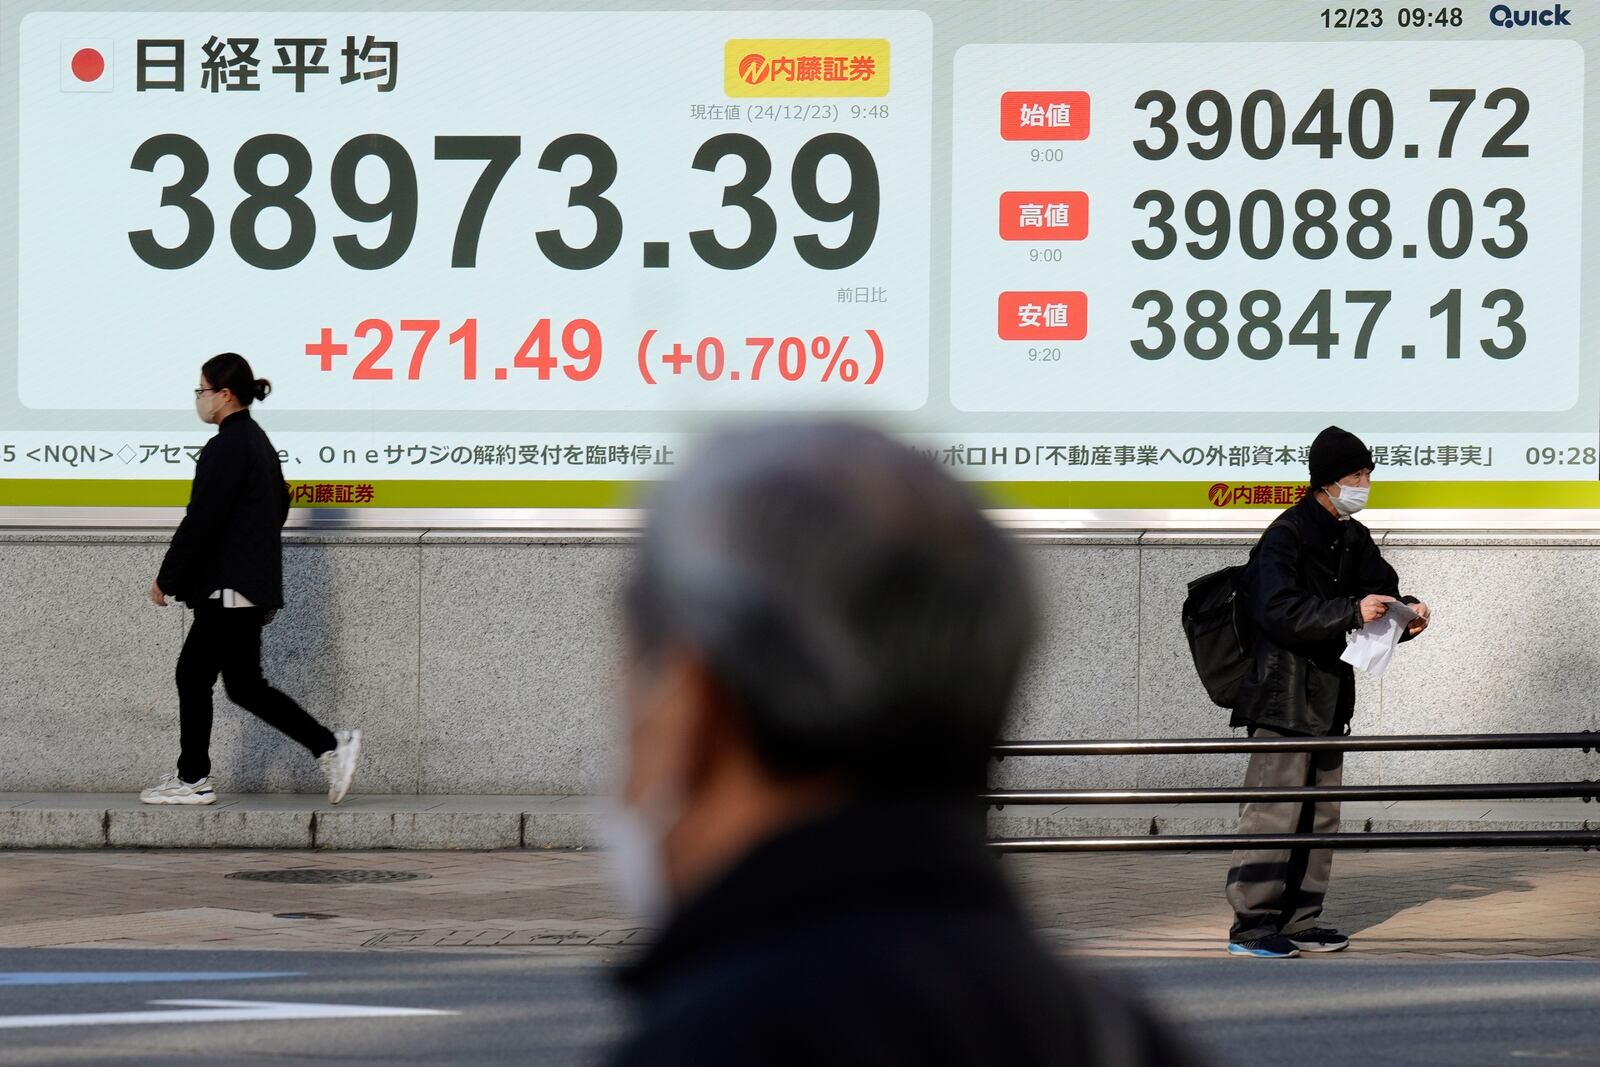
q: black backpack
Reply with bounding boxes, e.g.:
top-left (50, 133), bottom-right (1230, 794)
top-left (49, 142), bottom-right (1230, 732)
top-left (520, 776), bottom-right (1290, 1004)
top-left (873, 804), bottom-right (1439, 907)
top-left (1182, 521), bottom-right (1301, 709)
top-left (1182, 564), bottom-right (1252, 709)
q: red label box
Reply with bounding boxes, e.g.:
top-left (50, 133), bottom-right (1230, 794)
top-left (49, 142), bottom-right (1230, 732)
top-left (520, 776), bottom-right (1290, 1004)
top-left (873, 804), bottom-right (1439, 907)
top-left (998, 191), bottom-right (1089, 241)
top-left (997, 291), bottom-right (1088, 341)
top-left (1000, 91), bottom-right (1091, 141)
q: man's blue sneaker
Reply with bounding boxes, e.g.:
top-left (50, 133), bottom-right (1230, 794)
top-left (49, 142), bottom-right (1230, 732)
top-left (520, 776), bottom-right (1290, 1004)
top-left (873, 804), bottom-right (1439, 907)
top-left (1287, 927), bottom-right (1350, 952)
top-left (1227, 934), bottom-right (1300, 958)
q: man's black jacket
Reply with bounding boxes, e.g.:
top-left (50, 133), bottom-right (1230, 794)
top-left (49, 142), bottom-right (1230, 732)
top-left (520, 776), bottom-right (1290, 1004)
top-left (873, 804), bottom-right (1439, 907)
top-left (157, 410), bottom-right (290, 610)
top-left (1233, 493), bottom-right (1414, 736)
top-left (609, 800), bottom-right (1201, 1067)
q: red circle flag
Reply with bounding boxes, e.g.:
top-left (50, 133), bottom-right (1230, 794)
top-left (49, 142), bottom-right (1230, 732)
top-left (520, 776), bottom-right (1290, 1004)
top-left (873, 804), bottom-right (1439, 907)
top-left (70, 47), bottom-right (105, 83)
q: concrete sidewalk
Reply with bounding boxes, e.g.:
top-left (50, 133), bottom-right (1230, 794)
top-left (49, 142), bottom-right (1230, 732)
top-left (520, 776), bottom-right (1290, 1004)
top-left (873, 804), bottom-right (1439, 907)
top-left (2, 793), bottom-right (1594, 849)
top-left (2, 846), bottom-right (1597, 961)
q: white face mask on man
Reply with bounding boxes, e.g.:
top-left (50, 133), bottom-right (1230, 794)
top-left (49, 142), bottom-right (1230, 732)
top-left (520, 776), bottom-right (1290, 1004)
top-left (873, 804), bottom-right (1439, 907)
top-left (606, 660), bottom-right (696, 924)
top-left (602, 782), bottom-right (683, 924)
top-left (1328, 482), bottom-right (1370, 518)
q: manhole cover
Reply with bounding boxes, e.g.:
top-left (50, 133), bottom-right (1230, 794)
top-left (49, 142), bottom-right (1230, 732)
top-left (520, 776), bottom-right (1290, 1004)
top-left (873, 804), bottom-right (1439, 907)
top-left (274, 912), bottom-right (341, 920)
top-left (227, 869), bottom-right (429, 884)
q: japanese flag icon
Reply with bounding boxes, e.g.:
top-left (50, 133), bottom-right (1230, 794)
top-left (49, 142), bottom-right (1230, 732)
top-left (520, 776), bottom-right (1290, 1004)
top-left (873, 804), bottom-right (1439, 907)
top-left (61, 40), bottom-right (113, 92)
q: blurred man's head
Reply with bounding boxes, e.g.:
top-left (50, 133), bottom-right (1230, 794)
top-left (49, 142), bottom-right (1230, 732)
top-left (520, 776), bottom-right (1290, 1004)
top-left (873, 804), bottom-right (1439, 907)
top-left (614, 421), bottom-right (1035, 916)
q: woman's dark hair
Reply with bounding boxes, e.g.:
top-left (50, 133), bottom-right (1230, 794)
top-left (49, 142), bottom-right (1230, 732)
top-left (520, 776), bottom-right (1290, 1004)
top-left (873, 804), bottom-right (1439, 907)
top-left (201, 352), bottom-right (272, 405)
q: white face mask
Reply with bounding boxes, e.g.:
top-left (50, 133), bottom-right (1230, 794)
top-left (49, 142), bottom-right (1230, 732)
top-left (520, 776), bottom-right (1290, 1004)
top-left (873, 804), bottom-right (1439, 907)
top-left (1329, 483), bottom-right (1370, 518)
top-left (602, 785), bottom-right (683, 924)
top-left (195, 389), bottom-right (222, 424)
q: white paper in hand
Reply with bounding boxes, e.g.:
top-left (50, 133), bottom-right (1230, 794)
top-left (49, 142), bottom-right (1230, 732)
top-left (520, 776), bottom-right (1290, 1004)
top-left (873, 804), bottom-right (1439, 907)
top-left (1341, 599), bottom-right (1418, 677)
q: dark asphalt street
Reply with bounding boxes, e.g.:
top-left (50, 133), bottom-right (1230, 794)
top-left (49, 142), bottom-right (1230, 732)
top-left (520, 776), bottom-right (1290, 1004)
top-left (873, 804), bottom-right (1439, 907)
top-left (4, 947), bottom-right (1598, 1066)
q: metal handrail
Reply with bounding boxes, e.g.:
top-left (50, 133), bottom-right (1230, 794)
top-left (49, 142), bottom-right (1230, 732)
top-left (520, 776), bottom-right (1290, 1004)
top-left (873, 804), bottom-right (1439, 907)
top-left (986, 731), bottom-right (1600, 852)
top-left (990, 830), bottom-right (1600, 853)
top-left (993, 731), bottom-right (1599, 757)
top-left (984, 781), bottom-right (1599, 806)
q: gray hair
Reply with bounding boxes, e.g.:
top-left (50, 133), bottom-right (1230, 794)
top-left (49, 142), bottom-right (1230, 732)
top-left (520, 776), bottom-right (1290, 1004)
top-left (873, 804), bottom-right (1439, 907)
top-left (625, 422), bottom-right (1036, 795)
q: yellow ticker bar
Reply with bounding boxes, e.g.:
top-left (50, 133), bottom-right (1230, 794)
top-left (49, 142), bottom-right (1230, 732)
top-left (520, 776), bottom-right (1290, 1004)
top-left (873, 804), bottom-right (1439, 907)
top-left (5, 480), bottom-right (1600, 511)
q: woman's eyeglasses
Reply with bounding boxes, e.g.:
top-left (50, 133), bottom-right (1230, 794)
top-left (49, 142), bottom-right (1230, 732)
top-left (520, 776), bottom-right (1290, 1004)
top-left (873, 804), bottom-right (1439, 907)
top-left (194, 387), bottom-right (218, 398)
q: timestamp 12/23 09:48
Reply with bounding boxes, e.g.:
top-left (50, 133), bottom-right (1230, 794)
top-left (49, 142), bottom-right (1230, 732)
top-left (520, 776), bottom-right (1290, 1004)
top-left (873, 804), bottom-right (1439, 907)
top-left (1322, 7), bottom-right (1465, 29)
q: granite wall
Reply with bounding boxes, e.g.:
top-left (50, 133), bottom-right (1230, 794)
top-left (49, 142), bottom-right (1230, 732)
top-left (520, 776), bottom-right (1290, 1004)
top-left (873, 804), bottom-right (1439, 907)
top-left (2, 528), bottom-right (1593, 795)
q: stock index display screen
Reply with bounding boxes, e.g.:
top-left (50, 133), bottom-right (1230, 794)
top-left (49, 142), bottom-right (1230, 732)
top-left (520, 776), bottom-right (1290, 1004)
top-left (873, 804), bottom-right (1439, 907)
top-left (1, 1), bottom-right (1595, 515)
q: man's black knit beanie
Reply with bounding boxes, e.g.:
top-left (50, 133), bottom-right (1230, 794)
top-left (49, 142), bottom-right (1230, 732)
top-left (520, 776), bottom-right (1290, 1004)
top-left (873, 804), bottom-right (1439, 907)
top-left (1308, 426), bottom-right (1374, 488)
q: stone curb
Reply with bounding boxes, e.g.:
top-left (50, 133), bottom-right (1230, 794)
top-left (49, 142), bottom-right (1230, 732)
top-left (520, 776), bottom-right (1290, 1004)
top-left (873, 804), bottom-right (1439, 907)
top-left (109, 808), bottom-right (313, 849)
top-left (0, 808), bottom-right (107, 848)
top-left (989, 813), bottom-right (1600, 839)
top-left (315, 811), bottom-right (523, 850)
top-left (0, 807), bottom-right (579, 850)
top-left (0, 802), bottom-right (1591, 850)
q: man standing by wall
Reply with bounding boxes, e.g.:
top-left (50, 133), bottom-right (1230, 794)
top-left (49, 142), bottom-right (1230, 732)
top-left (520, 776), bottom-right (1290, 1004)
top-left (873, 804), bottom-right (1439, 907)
top-left (1225, 426), bottom-right (1431, 959)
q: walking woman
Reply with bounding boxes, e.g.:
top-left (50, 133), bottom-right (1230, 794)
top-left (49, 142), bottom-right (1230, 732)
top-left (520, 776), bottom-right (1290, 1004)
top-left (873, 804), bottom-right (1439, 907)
top-left (144, 352), bottom-right (361, 806)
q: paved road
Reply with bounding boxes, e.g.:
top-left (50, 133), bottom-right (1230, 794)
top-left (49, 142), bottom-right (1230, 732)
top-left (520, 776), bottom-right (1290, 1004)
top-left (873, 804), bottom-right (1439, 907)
top-left (4, 948), bottom-right (1599, 1066)
top-left (1116, 958), bottom-right (1600, 1067)
top-left (0, 946), bottom-right (621, 1066)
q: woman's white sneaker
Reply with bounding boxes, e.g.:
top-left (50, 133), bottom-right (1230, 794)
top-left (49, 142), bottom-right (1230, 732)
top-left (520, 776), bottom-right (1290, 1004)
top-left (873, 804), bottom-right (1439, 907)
top-left (319, 729), bottom-right (362, 804)
top-left (139, 772), bottom-right (217, 805)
